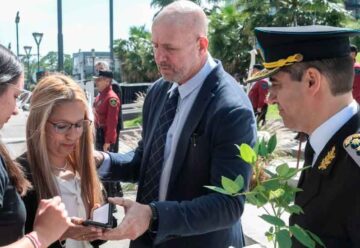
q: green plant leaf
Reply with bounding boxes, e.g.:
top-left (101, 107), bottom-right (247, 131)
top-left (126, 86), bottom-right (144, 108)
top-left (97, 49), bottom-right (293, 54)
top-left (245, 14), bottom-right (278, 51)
top-left (269, 188), bottom-right (285, 200)
top-left (276, 229), bottom-right (292, 248)
top-left (306, 230), bottom-right (325, 247)
top-left (245, 193), bottom-right (258, 205)
top-left (260, 214), bottom-right (285, 227)
top-left (276, 163), bottom-right (290, 177)
top-left (286, 204), bottom-right (303, 214)
top-left (264, 168), bottom-right (276, 177)
top-left (221, 176), bottom-right (241, 194)
top-left (284, 168), bottom-right (298, 179)
top-left (239, 143), bottom-right (257, 164)
top-left (262, 179), bottom-right (281, 191)
top-left (290, 225), bottom-right (315, 248)
top-left (265, 231), bottom-right (274, 242)
top-left (258, 138), bottom-right (268, 157)
top-left (267, 134), bottom-right (277, 154)
top-left (203, 185), bottom-right (233, 195)
top-left (234, 175), bottom-right (244, 190)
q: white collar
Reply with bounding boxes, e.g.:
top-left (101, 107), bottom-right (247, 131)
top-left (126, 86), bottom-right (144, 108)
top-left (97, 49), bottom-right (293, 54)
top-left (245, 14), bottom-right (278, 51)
top-left (309, 100), bottom-right (358, 157)
top-left (168, 54), bottom-right (217, 99)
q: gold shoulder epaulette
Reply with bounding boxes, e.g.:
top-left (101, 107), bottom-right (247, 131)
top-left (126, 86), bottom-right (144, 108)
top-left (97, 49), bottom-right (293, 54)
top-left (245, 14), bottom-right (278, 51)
top-left (343, 133), bottom-right (360, 167)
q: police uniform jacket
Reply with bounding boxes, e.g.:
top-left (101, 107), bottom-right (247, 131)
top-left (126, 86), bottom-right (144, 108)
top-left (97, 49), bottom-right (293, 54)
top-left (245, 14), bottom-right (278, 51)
top-left (290, 111), bottom-right (360, 248)
top-left (93, 85), bottom-right (120, 144)
top-left (248, 79), bottom-right (269, 110)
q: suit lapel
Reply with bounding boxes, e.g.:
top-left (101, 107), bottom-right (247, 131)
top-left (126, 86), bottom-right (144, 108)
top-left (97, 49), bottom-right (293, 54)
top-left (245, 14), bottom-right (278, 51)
top-left (166, 65), bottom-right (222, 196)
top-left (296, 110), bottom-right (360, 208)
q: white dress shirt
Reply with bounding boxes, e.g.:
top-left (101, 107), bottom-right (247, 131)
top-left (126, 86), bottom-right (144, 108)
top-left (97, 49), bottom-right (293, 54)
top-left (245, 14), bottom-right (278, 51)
top-left (158, 55), bottom-right (217, 200)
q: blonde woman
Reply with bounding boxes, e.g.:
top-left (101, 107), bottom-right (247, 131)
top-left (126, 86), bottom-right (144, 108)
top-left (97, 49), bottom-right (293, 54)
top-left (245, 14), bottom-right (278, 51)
top-left (0, 44), bottom-right (70, 247)
top-left (17, 74), bottom-right (105, 248)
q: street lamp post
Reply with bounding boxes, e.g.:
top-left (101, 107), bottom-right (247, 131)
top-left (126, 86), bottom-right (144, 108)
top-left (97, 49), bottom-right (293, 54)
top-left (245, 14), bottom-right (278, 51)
top-left (24, 46), bottom-right (32, 89)
top-left (91, 49), bottom-right (96, 75)
top-left (32, 32), bottom-right (43, 72)
top-left (15, 11), bottom-right (20, 57)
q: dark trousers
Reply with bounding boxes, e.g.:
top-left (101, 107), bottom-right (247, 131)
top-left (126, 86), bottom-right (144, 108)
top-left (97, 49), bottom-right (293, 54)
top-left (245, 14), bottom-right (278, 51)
top-left (255, 104), bottom-right (268, 127)
top-left (95, 127), bottom-right (123, 197)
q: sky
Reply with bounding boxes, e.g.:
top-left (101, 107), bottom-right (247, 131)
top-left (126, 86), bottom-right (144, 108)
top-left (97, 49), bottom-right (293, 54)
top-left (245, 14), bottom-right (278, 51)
top-left (0, 0), bottom-right (159, 56)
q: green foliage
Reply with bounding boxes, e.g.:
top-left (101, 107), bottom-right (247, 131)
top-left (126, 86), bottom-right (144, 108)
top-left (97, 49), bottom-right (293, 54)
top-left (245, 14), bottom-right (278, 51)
top-left (205, 134), bottom-right (324, 248)
top-left (114, 25), bottom-right (159, 83)
top-left (207, 0), bottom-right (353, 77)
top-left (124, 116), bottom-right (142, 129)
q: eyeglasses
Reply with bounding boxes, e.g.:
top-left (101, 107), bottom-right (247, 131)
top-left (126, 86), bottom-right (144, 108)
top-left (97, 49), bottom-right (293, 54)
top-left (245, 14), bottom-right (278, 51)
top-left (5, 83), bottom-right (32, 109)
top-left (47, 119), bottom-right (92, 134)
top-left (16, 89), bottom-right (32, 109)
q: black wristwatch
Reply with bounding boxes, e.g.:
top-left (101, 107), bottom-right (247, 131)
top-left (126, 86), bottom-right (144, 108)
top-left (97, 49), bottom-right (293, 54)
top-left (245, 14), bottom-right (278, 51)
top-left (148, 202), bottom-right (159, 233)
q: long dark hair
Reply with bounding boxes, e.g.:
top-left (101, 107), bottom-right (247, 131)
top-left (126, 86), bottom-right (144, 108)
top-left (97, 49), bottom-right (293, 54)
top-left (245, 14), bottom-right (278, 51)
top-left (0, 44), bottom-right (31, 196)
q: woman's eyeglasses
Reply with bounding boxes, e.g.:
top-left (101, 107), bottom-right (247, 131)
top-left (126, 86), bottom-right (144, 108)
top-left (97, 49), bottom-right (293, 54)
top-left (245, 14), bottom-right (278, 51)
top-left (47, 120), bottom-right (92, 134)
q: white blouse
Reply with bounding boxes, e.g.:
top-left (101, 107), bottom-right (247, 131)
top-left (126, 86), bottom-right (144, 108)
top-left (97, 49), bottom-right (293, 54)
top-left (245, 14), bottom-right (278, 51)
top-left (56, 172), bottom-right (91, 248)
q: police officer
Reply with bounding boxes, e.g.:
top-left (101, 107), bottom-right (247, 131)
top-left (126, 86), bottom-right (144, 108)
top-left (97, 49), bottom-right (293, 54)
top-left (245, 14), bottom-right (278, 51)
top-left (93, 70), bottom-right (123, 198)
top-left (246, 25), bottom-right (360, 247)
top-left (93, 70), bottom-right (120, 152)
top-left (95, 61), bottom-right (124, 151)
top-left (248, 64), bottom-right (269, 126)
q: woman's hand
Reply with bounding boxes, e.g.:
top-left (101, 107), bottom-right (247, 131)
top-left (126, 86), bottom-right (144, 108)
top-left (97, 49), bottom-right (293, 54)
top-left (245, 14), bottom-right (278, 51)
top-left (62, 217), bottom-right (104, 241)
top-left (32, 196), bottom-right (72, 246)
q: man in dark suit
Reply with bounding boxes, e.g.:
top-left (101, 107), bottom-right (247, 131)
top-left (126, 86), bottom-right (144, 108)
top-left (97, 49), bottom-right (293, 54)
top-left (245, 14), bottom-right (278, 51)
top-left (97, 1), bottom-right (256, 247)
top-left (246, 26), bottom-right (360, 247)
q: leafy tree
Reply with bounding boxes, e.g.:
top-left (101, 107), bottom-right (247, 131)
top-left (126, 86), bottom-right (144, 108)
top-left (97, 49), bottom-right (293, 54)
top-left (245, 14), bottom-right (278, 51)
top-left (114, 25), bottom-right (159, 83)
top-left (63, 54), bottom-right (73, 75)
top-left (208, 5), bottom-right (249, 79)
top-left (39, 52), bottom-right (73, 75)
top-left (207, 0), bottom-right (353, 78)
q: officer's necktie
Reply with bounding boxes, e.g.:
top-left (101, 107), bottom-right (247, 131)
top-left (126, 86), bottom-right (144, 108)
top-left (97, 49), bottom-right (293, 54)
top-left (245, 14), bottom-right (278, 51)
top-left (140, 87), bottom-right (179, 203)
top-left (304, 142), bottom-right (315, 167)
top-left (299, 141), bottom-right (315, 186)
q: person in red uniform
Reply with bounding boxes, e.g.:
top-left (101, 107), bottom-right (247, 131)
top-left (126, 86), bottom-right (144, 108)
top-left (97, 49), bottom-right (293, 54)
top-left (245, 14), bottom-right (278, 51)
top-left (350, 44), bottom-right (360, 104)
top-left (93, 70), bottom-right (120, 152)
top-left (248, 64), bottom-right (269, 126)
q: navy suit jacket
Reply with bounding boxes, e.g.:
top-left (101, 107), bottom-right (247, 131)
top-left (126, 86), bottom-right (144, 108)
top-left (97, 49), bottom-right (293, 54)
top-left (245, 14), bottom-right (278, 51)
top-left (100, 62), bottom-right (257, 248)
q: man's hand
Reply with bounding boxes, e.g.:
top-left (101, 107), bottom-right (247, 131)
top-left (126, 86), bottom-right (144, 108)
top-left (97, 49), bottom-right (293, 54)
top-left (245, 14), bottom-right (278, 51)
top-left (103, 197), bottom-right (152, 240)
top-left (103, 143), bottom-right (111, 152)
top-left (93, 150), bottom-right (105, 168)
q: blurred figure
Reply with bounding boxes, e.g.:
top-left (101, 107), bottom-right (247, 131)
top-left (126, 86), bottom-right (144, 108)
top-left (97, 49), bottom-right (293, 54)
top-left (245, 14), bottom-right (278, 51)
top-left (248, 64), bottom-right (269, 126)
top-left (0, 44), bottom-right (70, 247)
top-left (18, 74), bottom-right (105, 248)
top-left (350, 44), bottom-right (360, 104)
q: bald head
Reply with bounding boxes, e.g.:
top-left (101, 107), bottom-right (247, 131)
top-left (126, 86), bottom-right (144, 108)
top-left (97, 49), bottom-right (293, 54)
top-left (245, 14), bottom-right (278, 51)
top-left (153, 1), bottom-right (208, 38)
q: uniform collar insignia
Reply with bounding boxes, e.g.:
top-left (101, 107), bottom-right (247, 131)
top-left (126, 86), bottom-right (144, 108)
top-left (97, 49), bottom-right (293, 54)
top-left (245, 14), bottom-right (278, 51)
top-left (318, 146), bottom-right (336, 171)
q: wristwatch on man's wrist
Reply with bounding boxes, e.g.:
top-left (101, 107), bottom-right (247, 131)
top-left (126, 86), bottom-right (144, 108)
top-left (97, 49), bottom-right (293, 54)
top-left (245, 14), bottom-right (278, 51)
top-left (148, 202), bottom-right (159, 233)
